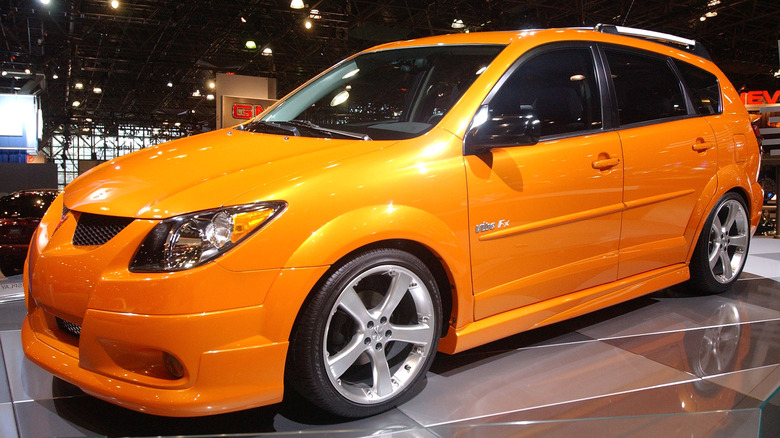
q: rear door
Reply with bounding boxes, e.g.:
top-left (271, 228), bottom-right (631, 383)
top-left (602, 46), bottom-right (718, 279)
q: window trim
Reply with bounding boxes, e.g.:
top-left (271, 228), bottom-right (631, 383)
top-left (597, 43), bottom-right (701, 129)
top-left (464, 41), bottom-right (608, 155)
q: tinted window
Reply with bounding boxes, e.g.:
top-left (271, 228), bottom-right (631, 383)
top-left (489, 47), bottom-right (602, 137)
top-left (674, 60), bottom-right (721, 115)
top-left (605, 49), bottom-right (687, 125)
top-left (0, 191), bottom-right (57, 219)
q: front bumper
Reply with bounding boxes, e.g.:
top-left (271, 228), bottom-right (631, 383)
top-left (23, 303), bottom-right (288, 416)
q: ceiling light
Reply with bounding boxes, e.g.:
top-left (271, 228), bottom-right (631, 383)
top-left (245, 40), bottom-right (257, 49)
top-left (82, 127), bottom-right (90, 132)
top-left (1, 71), bottom-right (6, 76)
top-left (24, 68), bottom-right (31, 74)
top-left (240, 17), bottom-right (247, 23)
top-left (72, 101), bottom-right (81, 107)
top-left (111, 1), bottom-right (119, 9)
top-left (707, 0), bottom-right (721, 6)
top-left (52, 74), bottom-right (59, 79)
top-left (700, 16), bottom-right (706, 21)
top-left (304, 20), bottom-right (312, 29)
top-left (167, 81), bottom-right (173, 87)
top-left (39, 0), bottom-right (50, 5)
top-left (208, 81), bottom-right (215, 89)
top-left (192, 90), bottom-right (201, 97)
top-left (290, 0), bottom-right (305, 9)
top-left (206, 94), bottom-right (215, 100)
top-left (309, 9), bottom-right (321, 19)
top-left (705, 11), bottom-right (718, 17)
top-left (75, 82), bottom-right (84, 89)
top-left (86, 118), bottom-right (93, 122)
top-left (174, 122), bottom-right (181, 127)
top-left (93, 87), bottom-right (102, 94)
top-left (451, 19), bottom-right (465, 29)
top-left (262, 47), bottom-right (273, 56)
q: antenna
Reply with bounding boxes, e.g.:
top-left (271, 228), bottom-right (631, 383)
top-left (622, 0), bottom-right (637, 26)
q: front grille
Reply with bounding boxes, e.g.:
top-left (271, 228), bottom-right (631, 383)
top-left (73, 213), bottom-right (134, 246)
top-left (56, 317), bottom-right (82, 337)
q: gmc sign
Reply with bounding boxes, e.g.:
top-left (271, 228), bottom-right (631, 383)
top-left (232, 104), bottom-right (265, 119)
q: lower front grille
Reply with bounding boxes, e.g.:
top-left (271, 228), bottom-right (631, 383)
top-left (56, 317), bottom-right (82, 338)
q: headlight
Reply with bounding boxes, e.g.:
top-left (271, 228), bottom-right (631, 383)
top-left (129, 201), bottom-right (286, 272)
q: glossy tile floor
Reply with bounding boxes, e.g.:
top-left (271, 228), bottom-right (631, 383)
top-left (1, 238), bottom-right (779, 437)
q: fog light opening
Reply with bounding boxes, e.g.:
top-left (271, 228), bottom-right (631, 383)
top-left (163, 353), bottom-right (185, 379)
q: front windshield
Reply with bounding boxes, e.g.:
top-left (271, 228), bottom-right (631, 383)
top-left (255, 45), bottom-right (504, 140)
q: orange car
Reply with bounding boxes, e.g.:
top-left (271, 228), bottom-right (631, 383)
top-left (23, 25), bottom-right (762, 418)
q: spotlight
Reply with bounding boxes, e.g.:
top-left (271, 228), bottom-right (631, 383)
top-left (208, 81), bottom-right (215, 89)
top-left (304, 20), bottom-right (312, 29)
top-left (111, 1), bottom-right (119, 9)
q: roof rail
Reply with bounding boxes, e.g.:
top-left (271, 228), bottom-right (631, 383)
top-left (594, 24), bottom-right (711, 60)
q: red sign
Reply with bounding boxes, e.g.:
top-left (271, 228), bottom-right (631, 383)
top-left (232, 104), bottom-right (265, 119)
top-left (740, 90), bottom-right (780, 105)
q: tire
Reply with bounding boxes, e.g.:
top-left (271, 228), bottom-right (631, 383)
top-left (288, 248), bottom-right (442, 418)
top-left (687, 192), bottom-right (750, 294)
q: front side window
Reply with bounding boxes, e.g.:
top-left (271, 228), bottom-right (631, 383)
top-left (605, 48), bottom-right (687, 125)
top-left (257, 45), bottom-right (504, 140)
top-left (674, 60), bottom-right (721, 115)
top-left (487, 46), bottom-right (602, 138)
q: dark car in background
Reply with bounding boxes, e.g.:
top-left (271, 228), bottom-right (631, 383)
top-left (0, 189), bottom-right (58, 276)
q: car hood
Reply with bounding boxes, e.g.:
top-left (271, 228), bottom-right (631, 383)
top-left (63, 128), bottom-right (382, 219)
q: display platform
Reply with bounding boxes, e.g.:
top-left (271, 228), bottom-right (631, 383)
top-left (2, 238), bottom-right (779, 437)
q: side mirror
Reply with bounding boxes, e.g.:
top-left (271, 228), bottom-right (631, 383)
top-left (465, 105), bottom-right (541, 153)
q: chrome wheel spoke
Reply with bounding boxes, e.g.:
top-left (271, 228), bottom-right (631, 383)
top-left (723, 203), bottom-right (738, 230)
top-left (389, 323), bottom-right (432, 346)
top-left (729, 234), bottom-right (748, 251)
top-left (339, 285), bottom-right (372, 325)
top-left (720, 250), bottom-right (733, 279)
top-left (328, 335), bottom-right (368, 378)
top-left (371, 349), bottom-right (394, 397)
top-left (378, 271), bottom-right (413, 317)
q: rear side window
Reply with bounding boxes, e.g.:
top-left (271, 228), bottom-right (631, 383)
top-left (674, 60), bottom-right (721, 115)
top-left (489, 47), bottom-right (602, 137)
top-left (605, 48), bottom-right (687, 125)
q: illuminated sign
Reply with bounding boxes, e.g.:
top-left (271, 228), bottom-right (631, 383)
top-left (220, 96), bottom-right (277, 129)
top-left (231, 104), bottom-right (266, 119)
top-left (740, 90), bottom-right (780, 105)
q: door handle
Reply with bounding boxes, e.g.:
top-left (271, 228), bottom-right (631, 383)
top-left (591, 157), bottom-right (620, 170)
top-left (692, 139), bottom-right (711, 152)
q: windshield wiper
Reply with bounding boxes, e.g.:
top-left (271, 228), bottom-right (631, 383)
top-left (240, 120), bottom-right (299, 136)
top-left (285, 120), bottom-right (371, 141)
